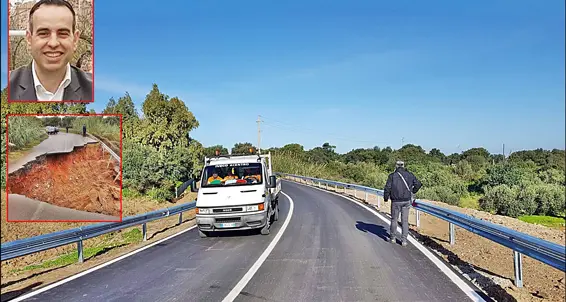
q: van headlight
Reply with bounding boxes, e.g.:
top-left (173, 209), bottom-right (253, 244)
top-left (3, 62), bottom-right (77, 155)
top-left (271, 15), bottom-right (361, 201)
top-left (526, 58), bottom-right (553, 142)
top-left (197, 208), bottom-right (212, 214)
top-left (246, 203), bottom-right (264, 212)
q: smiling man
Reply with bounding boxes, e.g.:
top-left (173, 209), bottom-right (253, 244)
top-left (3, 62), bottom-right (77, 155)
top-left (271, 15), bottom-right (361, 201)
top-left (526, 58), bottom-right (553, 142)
top-left (8, 0), bottom-right (93, 102)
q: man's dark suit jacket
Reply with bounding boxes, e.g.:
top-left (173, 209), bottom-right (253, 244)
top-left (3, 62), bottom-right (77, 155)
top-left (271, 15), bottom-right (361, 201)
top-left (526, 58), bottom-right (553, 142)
top-left (8, 63), bottom-right (93, 102)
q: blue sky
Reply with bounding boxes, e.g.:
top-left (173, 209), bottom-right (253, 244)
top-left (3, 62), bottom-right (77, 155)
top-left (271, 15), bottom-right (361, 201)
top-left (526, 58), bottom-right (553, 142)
top-left (2, 0), bottom-right (564, 155)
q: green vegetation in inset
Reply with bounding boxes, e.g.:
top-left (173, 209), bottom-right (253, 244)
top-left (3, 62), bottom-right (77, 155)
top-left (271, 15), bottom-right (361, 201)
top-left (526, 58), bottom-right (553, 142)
top-left (7, 116), bottom-right (47, 151)
top-left (71, 116), bottom-right (120, 142)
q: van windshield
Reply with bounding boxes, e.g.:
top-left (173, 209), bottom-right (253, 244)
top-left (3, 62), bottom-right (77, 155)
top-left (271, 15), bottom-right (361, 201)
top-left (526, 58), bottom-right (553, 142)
top-left (201, 162), bottom-right (263, 187)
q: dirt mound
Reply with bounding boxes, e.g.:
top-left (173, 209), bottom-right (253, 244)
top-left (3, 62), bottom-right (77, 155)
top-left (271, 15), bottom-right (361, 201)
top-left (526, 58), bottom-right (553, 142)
top-left (8, 144), bottom-right (121, 217)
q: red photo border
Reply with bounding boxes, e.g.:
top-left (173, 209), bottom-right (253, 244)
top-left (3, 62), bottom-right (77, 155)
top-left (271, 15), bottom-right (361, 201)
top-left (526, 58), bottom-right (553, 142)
top-left (5, 113), bottom-right (123, 223)
top-left (6, 0), bottom-right (95, 104)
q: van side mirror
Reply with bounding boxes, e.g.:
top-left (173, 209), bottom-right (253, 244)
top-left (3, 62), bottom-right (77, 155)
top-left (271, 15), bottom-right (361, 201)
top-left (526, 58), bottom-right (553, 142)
top-left (190, 179), bottom-right (199, 192)
top-left (268, 175), bottom-right (277, 188)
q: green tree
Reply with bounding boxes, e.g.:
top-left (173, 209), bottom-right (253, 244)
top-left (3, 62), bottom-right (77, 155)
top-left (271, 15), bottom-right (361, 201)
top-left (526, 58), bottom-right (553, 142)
top-left (204, 145), bottom-right (229, 157)
top-left (103, 97), bottom-right (117, 114)
top-left (138, 84), bottom-right (199, 152)
top-left (394, 144), bottom-right (428, 165)
top-left (43, 117), bottom-right (61, 126)
top-left (429, 148), bottom-right (446, 163)
top-left (232, 142), bottom-right (256, 154)
top-left (454, 160), bottom-right (473, 181)
top-left (280, 143), bottom-right (305, 155)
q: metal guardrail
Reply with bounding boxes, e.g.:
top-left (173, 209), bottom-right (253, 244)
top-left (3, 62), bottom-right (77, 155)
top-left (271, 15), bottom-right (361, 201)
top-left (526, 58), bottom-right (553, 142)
top-left (87, 133), bottom-right (120, 162)
top-left (1, 201), bottom-right (196, 263)
top-left (277, 173), bottom-right (566, 288)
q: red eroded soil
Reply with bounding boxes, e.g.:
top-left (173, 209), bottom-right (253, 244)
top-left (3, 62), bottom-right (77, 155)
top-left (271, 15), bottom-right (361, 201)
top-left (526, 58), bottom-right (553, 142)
top-left (8, 144), bottom-right (121, 216)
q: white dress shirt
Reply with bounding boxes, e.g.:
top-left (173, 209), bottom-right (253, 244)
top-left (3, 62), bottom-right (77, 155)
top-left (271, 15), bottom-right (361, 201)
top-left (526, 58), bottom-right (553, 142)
top-left (32, 60), bottom-right (72, 101)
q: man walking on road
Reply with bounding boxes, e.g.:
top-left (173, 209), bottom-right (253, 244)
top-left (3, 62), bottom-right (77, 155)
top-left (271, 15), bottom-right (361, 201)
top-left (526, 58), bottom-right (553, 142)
top-left (82, 124), bottom-right (86, 137)
top-left (383, 160), bottom-right (422, 246)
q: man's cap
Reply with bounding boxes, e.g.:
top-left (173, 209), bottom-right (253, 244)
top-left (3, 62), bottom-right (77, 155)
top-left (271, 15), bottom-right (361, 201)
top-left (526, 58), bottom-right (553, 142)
top-left (395, 160), bottom-right (405, 167)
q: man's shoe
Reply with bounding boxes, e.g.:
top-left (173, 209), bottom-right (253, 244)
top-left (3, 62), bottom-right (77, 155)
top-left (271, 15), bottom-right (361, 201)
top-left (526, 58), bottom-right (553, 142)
top-left (389, 237), bottom-right (395, 244)
top-left (401, 240), bottom-right (408, 247)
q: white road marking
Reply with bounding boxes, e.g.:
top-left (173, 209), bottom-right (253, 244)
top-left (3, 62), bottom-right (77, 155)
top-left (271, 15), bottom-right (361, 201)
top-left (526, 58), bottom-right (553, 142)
top-left (222, 191), bottom-right (295, 302)
top-left (10, 224), bottom-right (198, 302)
top-left (289, 180), bottom-right (486, 302)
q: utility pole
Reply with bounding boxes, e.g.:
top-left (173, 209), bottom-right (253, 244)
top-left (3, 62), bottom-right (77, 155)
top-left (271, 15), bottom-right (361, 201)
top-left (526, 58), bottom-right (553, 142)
top-left (503, 143), bottom-right (505, 160)
top-left (401, 137), bottom-right (405, 147)
top-left (257, 115), bottom-right (262, 154)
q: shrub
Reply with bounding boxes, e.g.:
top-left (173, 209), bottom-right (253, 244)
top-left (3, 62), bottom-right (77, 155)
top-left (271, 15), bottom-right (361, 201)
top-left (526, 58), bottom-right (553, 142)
top-left (7, 116), bottom-right (46, 150)
top-left (431, 186), bottom-right (461, 205)
top-left (147, 187), bottom-right (174, 202)
top-left (516, 185), bottom-right (538, 216)
top-left (533, 184), bottom-right (566, 216)
top-left (481, 185), bottom-right (517, 215)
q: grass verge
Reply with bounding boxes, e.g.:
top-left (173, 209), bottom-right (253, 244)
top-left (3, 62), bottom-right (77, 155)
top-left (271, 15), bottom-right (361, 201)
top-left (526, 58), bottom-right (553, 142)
top-left (10, 229), bottom-right (143, 274)
top-left (458, 193), bottom-right (481, 209)
top-left (7, 134), bottom-right (48, 163)
top-left (518, 215), bottom-right (566, 229)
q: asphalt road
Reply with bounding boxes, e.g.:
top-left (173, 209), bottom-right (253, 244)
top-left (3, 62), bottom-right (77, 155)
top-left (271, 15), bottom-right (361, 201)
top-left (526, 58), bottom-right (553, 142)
top-left (16, 181), bottom-right (476, 302)
top-left (8, 133), bottom-right (97, 174)
top-left (7, 194), bottom-right (119, 221)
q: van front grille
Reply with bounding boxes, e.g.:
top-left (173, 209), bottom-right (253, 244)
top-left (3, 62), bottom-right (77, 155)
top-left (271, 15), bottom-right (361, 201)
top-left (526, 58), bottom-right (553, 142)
top-left (213, 207), bottom-right (243, 213)
top-left (216, 217), bottom-right (241, 223)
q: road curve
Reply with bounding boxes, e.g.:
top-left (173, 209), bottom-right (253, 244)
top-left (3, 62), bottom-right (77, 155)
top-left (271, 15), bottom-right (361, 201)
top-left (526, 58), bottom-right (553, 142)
top-left (11, 181), bottom-right (477, 302)
top-left (231, 181), bottom-right (475, 302)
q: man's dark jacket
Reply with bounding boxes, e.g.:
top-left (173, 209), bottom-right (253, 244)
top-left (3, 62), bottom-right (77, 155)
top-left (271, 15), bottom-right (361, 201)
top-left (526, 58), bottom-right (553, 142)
top-left (383, 167), bottom-right (422, 202)
top-left (8, 63), bottom-right (93, 102)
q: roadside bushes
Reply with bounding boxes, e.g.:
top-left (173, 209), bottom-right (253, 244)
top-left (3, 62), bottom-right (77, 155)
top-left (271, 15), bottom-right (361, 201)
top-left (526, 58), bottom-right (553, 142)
top-left (409, 162), bottom-right (467, 205)
top-left (71, 116), bottom-right (120, 142)
top-left (7, 116), bottom-right (46, 150)
top-left (417, 186), bottom-right (461, 206)
top-left (534, 184), bottom-right (565, 217)
top-left (479, 183), bottom-right (565, 218)
top-left (272, 143), bottom-right (566, 220)
top-left (122, 141), bottom-right (201, 202)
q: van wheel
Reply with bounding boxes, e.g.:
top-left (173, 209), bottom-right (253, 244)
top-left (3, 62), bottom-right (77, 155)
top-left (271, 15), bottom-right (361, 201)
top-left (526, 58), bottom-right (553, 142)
top-left (198, 229), bottom-right (208, 238)
top-left (274, 203), bottom-right (279, 221)
top-left (260, 218), bottom-right (270, 235)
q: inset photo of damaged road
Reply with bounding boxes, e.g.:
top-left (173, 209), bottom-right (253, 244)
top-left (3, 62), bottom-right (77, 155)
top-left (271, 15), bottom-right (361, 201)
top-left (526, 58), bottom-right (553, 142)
top-left (6, 114), bottom-right (122, 222)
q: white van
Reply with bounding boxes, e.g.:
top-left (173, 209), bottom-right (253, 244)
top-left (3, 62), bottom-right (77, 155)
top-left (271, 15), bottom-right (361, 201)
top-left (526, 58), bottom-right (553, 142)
top-left (191, 152), bottom-right (281, 237)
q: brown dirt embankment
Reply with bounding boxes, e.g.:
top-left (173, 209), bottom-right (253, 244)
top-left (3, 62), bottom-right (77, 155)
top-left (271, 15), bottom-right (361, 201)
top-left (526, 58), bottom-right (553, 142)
top-left (8, 144), bottom-right (120, 216)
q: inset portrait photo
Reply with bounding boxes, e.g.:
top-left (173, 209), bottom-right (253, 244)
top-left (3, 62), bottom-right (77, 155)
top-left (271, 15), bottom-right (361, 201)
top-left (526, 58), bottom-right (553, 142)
top-left (7, 0), bottom-right (94, 103)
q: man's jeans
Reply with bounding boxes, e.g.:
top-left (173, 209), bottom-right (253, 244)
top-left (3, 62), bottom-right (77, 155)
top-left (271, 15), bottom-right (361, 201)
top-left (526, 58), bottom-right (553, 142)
top-left (390, 201), bottom-right (411, 241)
